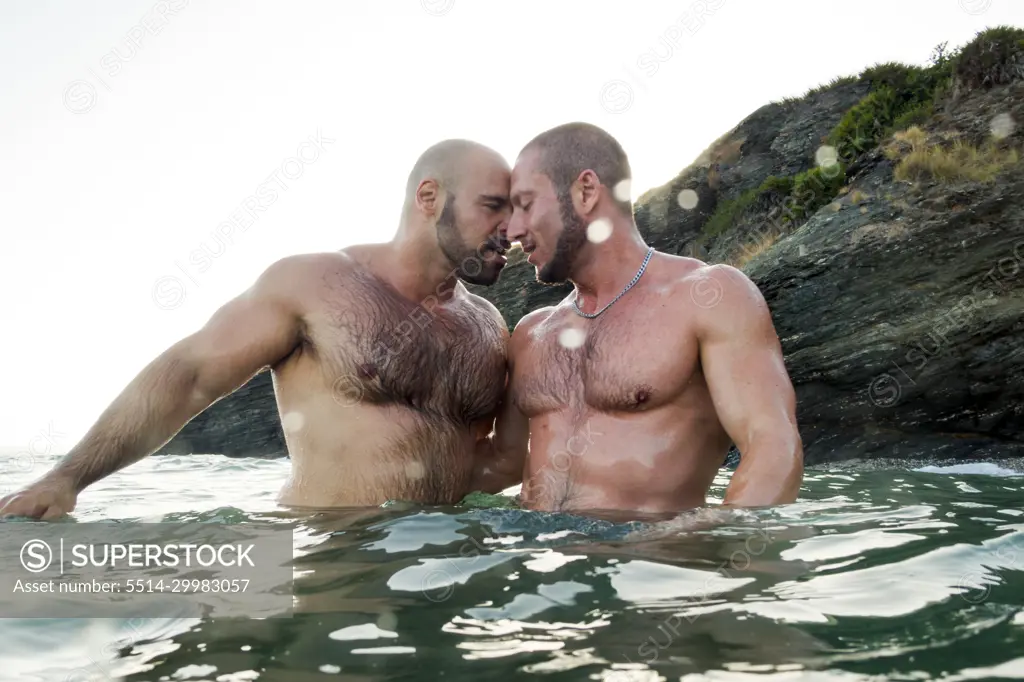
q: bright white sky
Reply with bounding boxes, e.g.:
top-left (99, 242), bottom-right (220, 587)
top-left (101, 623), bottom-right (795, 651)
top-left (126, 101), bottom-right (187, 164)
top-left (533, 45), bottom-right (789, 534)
top-left (2, 0), bottom-right (1020, 449)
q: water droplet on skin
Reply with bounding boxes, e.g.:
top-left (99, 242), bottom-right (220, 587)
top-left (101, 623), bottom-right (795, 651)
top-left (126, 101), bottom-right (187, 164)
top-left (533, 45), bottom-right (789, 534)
top-left (559, 327), bottom-right (586, 349)
top-left (281, 412), bottom-right (305, 432)
top-left (677, 189), bottom-right (699, 210)
top-left (587, 218), bottom-right (613, 243)
top-left (816, 145), bottom-right (839, 169)
top-left (991, 113), bottom-right (1015, 140)
top-left (613, 179), bottom-right (632, 202)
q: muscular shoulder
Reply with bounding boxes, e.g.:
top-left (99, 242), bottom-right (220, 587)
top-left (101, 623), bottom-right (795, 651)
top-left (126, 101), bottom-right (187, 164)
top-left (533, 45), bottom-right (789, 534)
top-left (672, 262), bottom-right (774, 339)
top-left (508, 306), bottom-right (557, 352)
top-left (515, 306), bottom-right (558, 333)
top-left (252, 251), bottom-right (358, 308)
top-left (462, 290), bottom-right (510, 335)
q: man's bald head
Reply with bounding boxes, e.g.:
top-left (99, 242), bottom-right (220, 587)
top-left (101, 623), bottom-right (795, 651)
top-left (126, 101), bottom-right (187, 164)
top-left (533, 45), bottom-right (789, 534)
top-left (405, 139), bottom-right (506, 209)
top-left (518, 122), bottom-right (633, 216)
top-left (401, 139), bottom-right (512, 286)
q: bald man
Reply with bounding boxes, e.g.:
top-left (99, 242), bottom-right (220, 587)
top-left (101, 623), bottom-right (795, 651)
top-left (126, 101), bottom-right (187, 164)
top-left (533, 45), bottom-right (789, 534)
top-left (0, 140), bottom-right (514, 519)
top-left (471, 123), bottom-right (803, 516)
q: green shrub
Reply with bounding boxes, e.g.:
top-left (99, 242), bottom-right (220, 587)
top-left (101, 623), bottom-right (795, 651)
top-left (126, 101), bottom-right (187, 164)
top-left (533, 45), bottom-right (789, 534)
top-left (702, 188), bottom-right (758, 237)
top-left (859, 62), bottom-right (924, 93)
top-left (830, 57), bottom-right (953, 161)
top-left (829, 43), bottom-right (976, 159)
top-left (805, 74), bottom-right (859, 97)
top-left (928, 41), bottom-right (958, 83)
top-left (784, 164), bottom-right (847, 223)
top-left (932, 77), bottom-right (952, 103)
top-left (758, 175), bottom-right (795, 196)
top-left (828, 87), bottom-right (903, 161)
top-left (703, 174), bottom-right (804, 238)
top-left (930, 42), bottom-right (953, 68)
top-left (952, 26), bottom-right (1024, 90)
top-left (889, 100), bottom-right (934, 134)
top-left (701, 166), bottom-right (847, 239)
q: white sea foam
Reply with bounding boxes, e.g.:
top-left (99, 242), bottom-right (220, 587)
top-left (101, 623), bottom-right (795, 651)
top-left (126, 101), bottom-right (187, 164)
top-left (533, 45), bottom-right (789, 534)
top-left (915, 462), bottom-right (1021, 477)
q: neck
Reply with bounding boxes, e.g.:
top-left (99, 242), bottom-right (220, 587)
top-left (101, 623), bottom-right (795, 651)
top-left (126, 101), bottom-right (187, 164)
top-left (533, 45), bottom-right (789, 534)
top-left (384, 222), bottom-right (461, 304)
top-left (571, 218), bottom-right (650, 310)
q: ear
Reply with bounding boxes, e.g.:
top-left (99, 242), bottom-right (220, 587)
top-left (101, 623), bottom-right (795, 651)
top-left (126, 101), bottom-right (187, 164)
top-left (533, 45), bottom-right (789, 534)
top-left (416, 179), bottom-right (441, 217)
top-left (573, 169), bottom-right (601, 215)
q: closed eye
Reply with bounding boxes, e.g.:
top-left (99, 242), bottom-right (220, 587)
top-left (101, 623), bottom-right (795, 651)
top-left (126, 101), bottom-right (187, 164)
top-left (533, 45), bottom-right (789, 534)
top-left (511, 192), bottom-right (534, 211)
top-left (480, 195), bottom-right (509, 213)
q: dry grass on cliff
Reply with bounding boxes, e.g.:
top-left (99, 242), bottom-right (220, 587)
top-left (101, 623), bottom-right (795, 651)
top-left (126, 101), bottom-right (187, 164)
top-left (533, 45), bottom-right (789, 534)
top-left (886, 126), bottom-right (1020, 183)
top-left (897, 141), bottom-right (1019, 183)
top-left (731, 230), bottom-right (782, 269)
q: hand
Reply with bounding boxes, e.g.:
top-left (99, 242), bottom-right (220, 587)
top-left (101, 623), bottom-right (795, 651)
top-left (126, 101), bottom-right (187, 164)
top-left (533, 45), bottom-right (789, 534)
top-left (0, 475), bottom-right (78, 520)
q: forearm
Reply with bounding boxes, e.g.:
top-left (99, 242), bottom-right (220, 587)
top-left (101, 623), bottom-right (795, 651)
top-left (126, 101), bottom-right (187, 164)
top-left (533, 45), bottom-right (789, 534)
top-left (723, 429), bottom-right (803, 507)
top-left (51, 351), bottom-right (209, 493)
top-left (469, 436), bottom-right (525, 494)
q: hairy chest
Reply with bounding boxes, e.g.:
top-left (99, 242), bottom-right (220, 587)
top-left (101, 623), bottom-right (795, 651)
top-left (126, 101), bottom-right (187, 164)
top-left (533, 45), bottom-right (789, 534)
top-left (513, 305), bottom-right (699, 416)
top-left (313, 279), bottom-right (507, 425)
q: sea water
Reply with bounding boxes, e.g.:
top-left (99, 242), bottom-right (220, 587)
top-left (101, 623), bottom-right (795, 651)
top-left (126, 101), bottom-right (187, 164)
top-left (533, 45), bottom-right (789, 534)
top-left (1, 451), bottom-right (1023, 681)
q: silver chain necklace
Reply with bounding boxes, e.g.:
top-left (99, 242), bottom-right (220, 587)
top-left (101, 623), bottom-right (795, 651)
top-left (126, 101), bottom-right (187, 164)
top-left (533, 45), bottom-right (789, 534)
top-left (571, 246), bottom-right (655, 319)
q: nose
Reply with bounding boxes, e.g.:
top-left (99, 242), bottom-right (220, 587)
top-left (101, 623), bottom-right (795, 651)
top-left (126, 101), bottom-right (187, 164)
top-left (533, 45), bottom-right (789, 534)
top-left (506, 210), bottom-right (526, 243)
top-left (494, 216), bottom-right (511, 250)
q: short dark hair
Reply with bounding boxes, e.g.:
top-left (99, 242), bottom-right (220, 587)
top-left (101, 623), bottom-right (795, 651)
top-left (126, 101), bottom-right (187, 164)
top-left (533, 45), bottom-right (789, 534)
top-left (521, 122), bottom-right (633, 215)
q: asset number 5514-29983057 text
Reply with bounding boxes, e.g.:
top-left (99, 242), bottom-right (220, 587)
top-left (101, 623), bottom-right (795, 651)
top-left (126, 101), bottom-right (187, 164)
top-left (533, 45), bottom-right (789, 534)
top-left (125, 578), bottom-right (250, 593)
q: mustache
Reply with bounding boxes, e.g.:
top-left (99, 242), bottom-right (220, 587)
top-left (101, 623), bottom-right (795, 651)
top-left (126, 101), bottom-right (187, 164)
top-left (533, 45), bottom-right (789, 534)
top-left (480, 234), bottom-right (511, 253)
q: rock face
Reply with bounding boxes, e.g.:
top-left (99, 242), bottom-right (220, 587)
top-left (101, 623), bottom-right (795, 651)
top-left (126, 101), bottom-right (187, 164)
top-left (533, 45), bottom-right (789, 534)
top-left (157, 28), bottom-right (1024, 464)
top-left (744, 107), bottom-right (1024, 462)
top-left (156, 370), bottom-right (286, 457)
top-left (632, 79), bottom-right (870, 264)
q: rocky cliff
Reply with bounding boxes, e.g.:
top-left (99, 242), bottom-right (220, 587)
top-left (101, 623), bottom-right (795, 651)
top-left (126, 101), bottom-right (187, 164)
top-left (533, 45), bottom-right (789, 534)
top-left (157, 26), bottom-right (1024, 464)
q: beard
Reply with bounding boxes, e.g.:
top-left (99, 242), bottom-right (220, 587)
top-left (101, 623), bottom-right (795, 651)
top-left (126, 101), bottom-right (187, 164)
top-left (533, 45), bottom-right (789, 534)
top-left (436, 196), bottom-right (505, 286)
top-left (537, 190), bottom-right (588, 285)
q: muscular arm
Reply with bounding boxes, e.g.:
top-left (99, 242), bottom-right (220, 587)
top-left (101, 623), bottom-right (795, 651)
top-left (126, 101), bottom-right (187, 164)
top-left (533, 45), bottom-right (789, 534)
top-left (468, 311), bottom-right (541, 494)
top-left (470, 382), bottom-right (530, 493)
top-left (693, 265), bottom-right (803, 506)
top-left (1, 257), bottom-right (307, 515)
